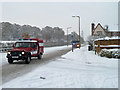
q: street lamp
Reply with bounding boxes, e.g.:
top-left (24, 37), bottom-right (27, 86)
top-left (67, 27), bottom-right (72, 46)
top-left (72, 15), bottom-right (81, 48)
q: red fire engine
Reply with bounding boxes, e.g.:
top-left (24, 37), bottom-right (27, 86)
top-left (7, 38), bottom-right (44, 64)
top-left (72, 40), bottom-right (80, 48)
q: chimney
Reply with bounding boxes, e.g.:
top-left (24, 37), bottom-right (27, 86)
top-left (91, 23), bottom-right (95, 36)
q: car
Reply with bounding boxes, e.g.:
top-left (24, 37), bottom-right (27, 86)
top-left (113, 50), bottom-right (120, 58)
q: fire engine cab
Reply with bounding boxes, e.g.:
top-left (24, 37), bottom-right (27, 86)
top-left (72, 40), bottom-right (80, 48)
top-left (7, 38), bottom-right (44, 64)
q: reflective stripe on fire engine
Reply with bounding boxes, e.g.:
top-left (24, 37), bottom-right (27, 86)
top-left (17, 40), bottom-right (37, 42)
top-left (31, 47), bottom-right (38, 55)
top-left (39, 43), bottom-right (44, 46)
top-left (31, 50), bottom-right (37, 55)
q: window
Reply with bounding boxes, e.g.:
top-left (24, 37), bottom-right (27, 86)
top-left (97, 31), bottom-right (102, 36)
top-left (39, 43), bottom-right (44, 46)
top-left (31, 43), bottom-right (37, 48)
top-left (15, 42), bottom-right (31, 48)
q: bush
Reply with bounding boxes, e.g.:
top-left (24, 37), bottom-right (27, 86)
top-left (105, 51), bottom-right (112, 58)
top-left (99, 50), bottom-right (106, 57)
top-left (99, 49), bottom-right (119, 59)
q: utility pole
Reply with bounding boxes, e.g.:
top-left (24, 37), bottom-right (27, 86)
top-left (81, 30), bottom-right (84, 40)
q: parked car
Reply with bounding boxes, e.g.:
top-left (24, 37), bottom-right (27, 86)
top-left (113, 50), bottom-right (120, 59)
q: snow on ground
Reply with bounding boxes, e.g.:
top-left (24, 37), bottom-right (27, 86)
top-left (0, 53), bottom-right (7, 67)
top-left (2, 45), bottom-right (118, 88)
top-left (0, 53), bottom-right (2, 90)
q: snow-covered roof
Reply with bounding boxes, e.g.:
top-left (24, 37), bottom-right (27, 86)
top-left (0, 40), bottom-right (38, 43)
top-left (95, 36), bottom-right (120, 41)
top-left (108, 30), bottom-right (120, 32)
top-left (16, 40), bottom-right (37, 42)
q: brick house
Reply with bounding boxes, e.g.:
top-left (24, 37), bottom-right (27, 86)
top-left (91, 23), bottom-right (120, 37)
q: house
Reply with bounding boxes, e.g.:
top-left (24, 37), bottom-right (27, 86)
top-left (91, 23), bottom-right (106, 37)
top-left (106, 30), bottom-right (120, 37)
top-left (91, 23), bottom-right (120, 37)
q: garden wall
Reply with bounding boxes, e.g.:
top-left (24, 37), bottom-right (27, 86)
top-left (94, 38), bottom-right (120, 53)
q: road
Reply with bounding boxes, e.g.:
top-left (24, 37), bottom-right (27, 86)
top-left (2, 46), bottom-right (72, 84)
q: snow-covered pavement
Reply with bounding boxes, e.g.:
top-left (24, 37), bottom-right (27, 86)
top-left (2, 45), bottom-right (118, 88)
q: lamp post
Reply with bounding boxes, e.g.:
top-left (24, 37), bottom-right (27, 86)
top-left (67, 27), bottom-right (72, 46)
top-left (72, 16), bottom-right (81, 48)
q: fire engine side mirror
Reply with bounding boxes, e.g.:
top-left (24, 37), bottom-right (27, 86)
top-left (12, 44), bottom-right (14, 48)
top-left (31, 45), bottom-right (36, 48)
top-left (31, 43), bottom-right (37, 48)
top-left (31, 45), bottom-right (34, 48)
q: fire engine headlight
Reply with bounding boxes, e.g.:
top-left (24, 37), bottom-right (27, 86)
top-left (22, 52), bottom-right (25, 54)
top-left (8, 52), bottom-right (11, 54)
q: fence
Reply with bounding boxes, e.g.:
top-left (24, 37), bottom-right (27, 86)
top-left (0, 47), bottom-right (13, 52)
top-left (94, 37), bottom-right (120, 53)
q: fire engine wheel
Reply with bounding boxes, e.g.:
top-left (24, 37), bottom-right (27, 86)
top-left (8, 58), bottom-right (13, 64)
top-left (38, 54), bottom-right (41, 60)
top-left (25, 55), bottom-right (31, 64)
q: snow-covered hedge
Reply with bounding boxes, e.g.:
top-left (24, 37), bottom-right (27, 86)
top-left (99, 49), bottom-right (120, 59)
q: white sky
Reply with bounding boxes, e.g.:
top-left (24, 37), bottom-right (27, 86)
top-left (0, 0), bottom-right (119, 40)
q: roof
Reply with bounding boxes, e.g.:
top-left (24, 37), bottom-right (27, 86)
top-left (108, 30), bottom-right (120, 32)
top-left (16, 40), bottom-right (37, 42)
top-left (94, 23), bottom-right (105, 31)
top-left (19, 38), bottom-right (43, 43)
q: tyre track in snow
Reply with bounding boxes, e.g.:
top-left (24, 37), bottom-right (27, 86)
top-left (2, 46), bottom-right (72, 84)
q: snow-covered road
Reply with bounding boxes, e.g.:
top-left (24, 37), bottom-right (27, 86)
top-left (1, 45), bottom-right (72, 89)
top-left (0, 45), bottom-right (72, 66)
top-left (1, 45), bottom-right (118, 88)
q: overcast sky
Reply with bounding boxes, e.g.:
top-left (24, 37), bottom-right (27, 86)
top-left (0, 1), bottom-right (118, 40)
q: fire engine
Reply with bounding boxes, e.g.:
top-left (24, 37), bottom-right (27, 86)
top-left (72, 40), bottom-right (80, 48)
top-left (7, 38), bottom-right (44, 64)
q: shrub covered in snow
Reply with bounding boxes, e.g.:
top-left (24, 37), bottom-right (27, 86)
top-left (99, 50), bottom-right (106, 57)
top-left (105, 51), bottom-right (112, 58)
top-left (99, 49), bottom-right (120, 59)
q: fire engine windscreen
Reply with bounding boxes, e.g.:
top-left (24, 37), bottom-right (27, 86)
top-left (72, 41), bottom-right (79, 43)
top-left (15, 42), bottom-right (31, 48)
